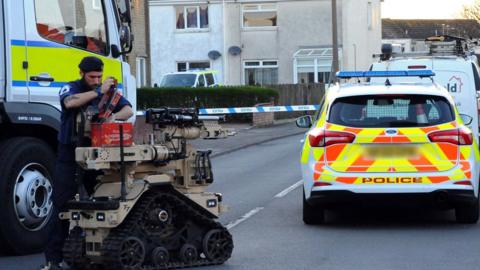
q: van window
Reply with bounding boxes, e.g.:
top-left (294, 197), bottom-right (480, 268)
top-left (472, 63), bottom-right (480, 91)
top-left (205, 73), bottom-right (215, 86)
top-left (197, 75), bottom-right (206, 87)
top-left (160, 74), bottom-right (196, 87)
top-left (329, 95), bottom-right (454, 127)
top-left (34, 0), bottom-right (108, 55)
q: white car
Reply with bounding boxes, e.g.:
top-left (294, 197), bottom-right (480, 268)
top-left (297, 70), bottom-right (480, 225)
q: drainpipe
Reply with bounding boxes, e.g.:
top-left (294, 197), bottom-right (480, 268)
top-left (331, 0), bottom-right (339, 81)
top-left (222, 0), bottom-right (228, 85)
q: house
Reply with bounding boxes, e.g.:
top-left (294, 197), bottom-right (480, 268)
top-left (382, 19), bottom-right (480, 53)
top-left (127, 0), bottom-right (151, 87)
top-left (148, 0), bottom-right (382, 86)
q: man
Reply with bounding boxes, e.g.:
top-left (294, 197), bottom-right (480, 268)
top-left (41, 56), bottom-right (133, 270)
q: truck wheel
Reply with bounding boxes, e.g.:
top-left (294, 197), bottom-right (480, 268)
top-left (0, 137), bottom-right (55, 254)
top-left (455, 195), bottom-right (479, 224)
top-left (303, 190), bottom-right (325, 225)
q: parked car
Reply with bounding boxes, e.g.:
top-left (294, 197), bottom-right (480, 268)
top-left (159, 70), bottom-right (220, 88)
top-left (297, 70), bottom-right (479, 225)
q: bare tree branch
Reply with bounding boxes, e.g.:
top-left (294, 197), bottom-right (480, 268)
top-left (461, 0), bottom-right (480, 22)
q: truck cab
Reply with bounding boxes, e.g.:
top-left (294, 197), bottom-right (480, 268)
top-left (0, 0), bottom-right (135, 254)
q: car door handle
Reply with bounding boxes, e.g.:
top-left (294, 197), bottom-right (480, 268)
top-left (30, 76), bottom-right (54, 82)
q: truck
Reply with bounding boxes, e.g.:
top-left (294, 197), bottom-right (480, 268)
top-left (0, 0), bottom-right (136, 254)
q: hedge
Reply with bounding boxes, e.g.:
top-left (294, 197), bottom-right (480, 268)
top-left (137, 86), bottom-right (279, 110)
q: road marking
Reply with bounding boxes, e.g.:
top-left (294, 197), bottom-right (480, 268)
top-left (225, 180), bottom-right (303, 230)
top-left (274, 180), bottom-right (303, 198)
top-left (226, 207), bottom-right (264, 230)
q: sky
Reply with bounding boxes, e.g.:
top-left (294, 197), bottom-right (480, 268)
top-left (382, 0), bottom-right (476, 19)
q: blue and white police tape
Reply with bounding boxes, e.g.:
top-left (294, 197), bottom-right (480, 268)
top-left (136, 105), bottom-right (320, 116)
top-left (199, 105), bottom-right (320, 115)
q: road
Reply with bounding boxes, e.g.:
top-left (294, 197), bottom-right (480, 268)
top-left (2, 134), bottom-right (480, 270)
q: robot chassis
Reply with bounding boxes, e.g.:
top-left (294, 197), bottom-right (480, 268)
top-left (60, 108), bottom-right (234, 270)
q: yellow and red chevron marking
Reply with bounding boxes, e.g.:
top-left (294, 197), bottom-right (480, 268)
top-left (321, 121), bottom-right (462, 173)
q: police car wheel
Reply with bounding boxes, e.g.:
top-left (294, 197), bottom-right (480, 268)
top-left (0, 137), bottom-right (55, 255)
top-left (455, 195), bottom-right (479, 224)
top-left (303, 190), bottom-right (325, 225)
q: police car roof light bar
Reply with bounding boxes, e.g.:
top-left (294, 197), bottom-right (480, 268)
top-left (336, 70), bottom-right (435, 79)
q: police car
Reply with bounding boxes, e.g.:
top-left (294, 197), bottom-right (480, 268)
top-left (297, 70), bottom-right (480, 224)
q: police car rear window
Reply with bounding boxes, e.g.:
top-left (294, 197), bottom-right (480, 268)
top-left (328, 95), bottom-right (454, 128)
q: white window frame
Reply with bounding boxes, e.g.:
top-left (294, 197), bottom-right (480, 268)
top-left (293, 48), bottom-right (342, 84)
top-left (136, 57), bottom-right (147, 87)
top-left (242, 4), bottom-right (277, 29)
top-left (243, 60), bottom-right (279, 85)
top-left (176, 5), bottom-right (209, 30)
top-left (177, 61), bottom-right (211, 71)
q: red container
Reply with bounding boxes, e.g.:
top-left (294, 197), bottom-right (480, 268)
top-left (91, 122), bottom-right (133, 147)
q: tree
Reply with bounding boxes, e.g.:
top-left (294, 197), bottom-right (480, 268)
top-left (461, 0), bottom-right (480, 22)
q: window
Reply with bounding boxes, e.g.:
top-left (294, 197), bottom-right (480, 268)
top-left (136, 57), bottom-right (146, 87)
top-left (177, 61), bottom-right (210, 71)
top-left (243, 4), bottom-right (277, 28)
top-left (329, 95), bottom-right (454, 128)
top-left (197, 75), bottom-right (206, 87)
top-left (34, 0), bottom-right (108, 55)
top-left (160, 74), bottom-right (197, 87)
top-left (244, 60), bottom-right (278, 86)
top-left (294, 48), bottom-right (341, 84)
top-left (205, 73), bottom-right (215, 86)
top-left (176, 5), bottom-right (209, 30)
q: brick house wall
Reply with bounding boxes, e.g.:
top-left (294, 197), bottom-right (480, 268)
top-left (127, 0), bottom-right (151, 87)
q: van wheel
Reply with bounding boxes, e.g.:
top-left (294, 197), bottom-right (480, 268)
top-left (455, 195), bottom-right (479, 224)
top-left (303, 190), bottom-right (325, 225)
top-left (0, 138), bottom-right (55, 254)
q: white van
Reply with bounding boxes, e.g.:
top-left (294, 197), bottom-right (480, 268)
top-left (159, 70), bottom-right (220, 88)
top-left (371, 42), bottom-right (480, 141)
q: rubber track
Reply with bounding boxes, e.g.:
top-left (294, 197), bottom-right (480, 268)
top-left (63, 227), bottom-right (89, 269)
top-left (100, 188), bottom-right (233, 270)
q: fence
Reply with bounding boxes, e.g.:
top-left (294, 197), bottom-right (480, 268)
top-left (268, 83), bottom-right (325, 119)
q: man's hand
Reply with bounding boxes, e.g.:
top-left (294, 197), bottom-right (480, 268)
top-left (106, 113), bottom-right (116, 123)
top-left (101, 77), bottom-right (115, 94)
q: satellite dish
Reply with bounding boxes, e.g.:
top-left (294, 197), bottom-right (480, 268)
top-left (228, 46), bottom-right (242, 56)
top-left (208, 50), bottom-right (222, 60)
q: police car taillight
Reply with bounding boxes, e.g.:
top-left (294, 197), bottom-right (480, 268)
top-left (428, 127), bottom-right (473, 145)
top-left (308, 129), bottom-right (355, 147)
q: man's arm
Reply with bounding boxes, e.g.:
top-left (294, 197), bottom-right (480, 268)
top-left (63, 91), bottom-right (99, 109)
top-left (64, 78), bottom-right (115, 109)
top-left (112, 105), bottom-right (134, 121)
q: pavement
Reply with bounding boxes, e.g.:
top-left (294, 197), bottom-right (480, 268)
top-left (191, 119), bottom-right (305, 158)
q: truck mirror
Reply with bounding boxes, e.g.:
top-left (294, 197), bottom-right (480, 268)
top-left (117, 0), bottom-right (132, 24)
top-left (119, 25), bottom-right (133, 52)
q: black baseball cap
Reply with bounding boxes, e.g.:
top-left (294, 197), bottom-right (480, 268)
top-left (79, 56), bottom-right (104, 72)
